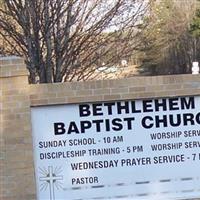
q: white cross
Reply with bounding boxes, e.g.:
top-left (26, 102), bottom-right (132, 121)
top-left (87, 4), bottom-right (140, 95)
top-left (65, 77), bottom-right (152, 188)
top-left (40, 166), bottom-right (63, 200)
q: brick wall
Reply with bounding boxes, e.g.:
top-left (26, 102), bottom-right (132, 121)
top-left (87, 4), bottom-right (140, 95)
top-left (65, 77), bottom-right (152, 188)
top-left (0, 57), bottom-right (35, 200)
top-left (30, 74), bottom-right (200, 106)
top-left (0, 57), bottom-right (200, 200)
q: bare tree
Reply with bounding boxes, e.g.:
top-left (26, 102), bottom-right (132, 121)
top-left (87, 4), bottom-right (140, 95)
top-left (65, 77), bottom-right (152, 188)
top-left (0, 0), bottom-right (149, 83)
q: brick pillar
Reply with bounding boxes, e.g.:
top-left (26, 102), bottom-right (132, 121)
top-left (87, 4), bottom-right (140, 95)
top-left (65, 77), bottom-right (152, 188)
top-left (0, 57), bottom-right (36, 200)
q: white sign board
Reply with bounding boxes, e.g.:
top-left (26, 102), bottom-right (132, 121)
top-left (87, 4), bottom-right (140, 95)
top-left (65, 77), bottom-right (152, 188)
top-left (31, 96), bottom-right (200, 200)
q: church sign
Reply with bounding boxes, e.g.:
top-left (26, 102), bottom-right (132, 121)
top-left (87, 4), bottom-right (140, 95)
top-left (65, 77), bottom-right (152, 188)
top-left (31, 96), bottom-right (200, 200)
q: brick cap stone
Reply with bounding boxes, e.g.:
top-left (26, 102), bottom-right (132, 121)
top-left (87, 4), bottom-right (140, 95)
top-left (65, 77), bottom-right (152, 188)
top-left (0, 56), bottom-right (25, 66)
top-left (0, 56), bottom-right (28, 77)
top-left (0, 55), bottom-right (22, 60)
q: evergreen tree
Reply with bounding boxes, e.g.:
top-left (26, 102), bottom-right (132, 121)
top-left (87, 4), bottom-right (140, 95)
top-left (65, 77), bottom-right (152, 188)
top-left (138, 0), bottom-right (199, 75)
top-left (190, 0), bottom-right (200, 61)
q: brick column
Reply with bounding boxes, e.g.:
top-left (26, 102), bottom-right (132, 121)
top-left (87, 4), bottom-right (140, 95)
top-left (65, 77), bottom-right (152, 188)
top-left (0, 57), bottom-right (36, 200)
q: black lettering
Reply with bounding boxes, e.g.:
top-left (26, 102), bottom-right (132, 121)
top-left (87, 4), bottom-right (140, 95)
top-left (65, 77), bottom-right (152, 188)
top-left (183, 113), bottom-right (195, 125)
top-left (169, 114), bottom-right (181, 127)
top-left (155, 115), bottom-right (167, 128)
top-left (67, 122), bottom-right (80, 134)
top-left (143, 100), bottom-right (153, 112)
top-left (181, 97), bottom-right (195, 109)
top-left (93, 103), bottom-right (103, 116)
top-left (169, 98), bottom-right (179, 110)
top-left (105, 119), bottom-right (111, 131)
top-left (104, 102), bottom-right (115, 115)
top-left (196, 113), bottom-right (200, 124)
top-left (39, 142), bottom-right (43, 148)
top-left (92, 120), bottom-right (104, 132)
top-left (112, 118), bottom-right (123, 131)
top-left (131, 101), bottom-right (141, 113)
top-left (124, 117), bottom-right (135, 129)
top-left (117, 101), bottom-right (129, 114)
top-left (155, 99), bottom-right (167, 111)
top-left (142, 116), bottom-right (153, 128)
top-left (79, 104), bottom-right (91, 117)
top-left (54, 122), bottom-right (66, 135)
top-left (80, 121), bottom-right (92, 133)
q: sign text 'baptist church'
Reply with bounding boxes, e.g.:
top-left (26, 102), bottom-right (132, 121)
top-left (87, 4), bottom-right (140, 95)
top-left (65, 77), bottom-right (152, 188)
top-left (31, 96), bottom-right (200, 200)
